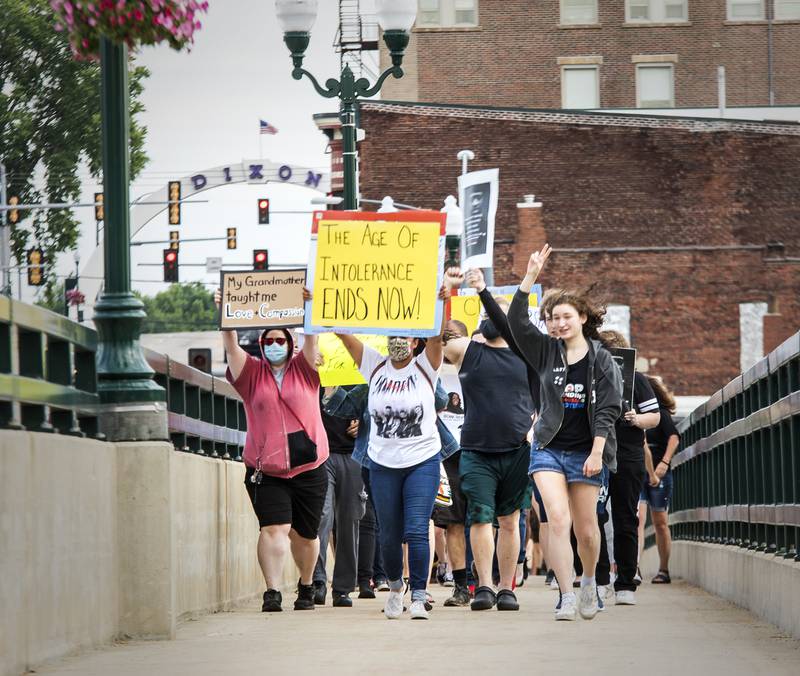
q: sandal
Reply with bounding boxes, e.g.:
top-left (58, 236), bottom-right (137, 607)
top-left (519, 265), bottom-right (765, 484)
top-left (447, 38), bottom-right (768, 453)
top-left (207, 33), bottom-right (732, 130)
top-left (651, 571), bottom-right (671, 584)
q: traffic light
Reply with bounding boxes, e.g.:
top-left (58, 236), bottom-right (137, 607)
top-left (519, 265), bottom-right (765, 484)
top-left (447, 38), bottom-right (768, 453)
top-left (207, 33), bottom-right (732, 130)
top-left (253, 249), bottom-right (268, 271)
top-left (163, 248), bottom-right (179, 283)
top-left (94, 192), bottom-right (104, 221)
top-left (188, 348), bottom-right (212, 374)
top-left (257, 198), bottom-right (270, 224)
top-left (227, 227), bottom-right (237, 250)
top-left (168, 181), bottom-right (181, 225)
top-left (27, 247), bottom-right (44, 286)
top-left (169, 230), bottom-right (180, 251)
top-left (8, 196), bottom-right (19, 224)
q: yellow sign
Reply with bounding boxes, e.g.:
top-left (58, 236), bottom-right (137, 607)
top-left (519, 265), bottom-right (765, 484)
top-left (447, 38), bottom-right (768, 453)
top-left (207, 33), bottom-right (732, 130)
top-left (318, 333), bottom-right (389, 387)
top-left (308, 211), bottom-right (445, 336)
top-left (450, 285), bottom-right (541, 337)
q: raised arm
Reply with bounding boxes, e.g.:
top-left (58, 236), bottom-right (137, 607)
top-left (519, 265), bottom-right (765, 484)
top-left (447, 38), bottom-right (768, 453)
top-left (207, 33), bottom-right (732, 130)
top-left (424, 281), bottom-right (451, 371)
top-left (508, 244), bottom-right (554, 373)
top-left (441, 267), bottom-right (469, 371)
top-left (335, 333), bottom-right (364, 368)
top-left (299, 287), bottom-right (320, 371)
top-left (215, 288), bottom-right (248, 381)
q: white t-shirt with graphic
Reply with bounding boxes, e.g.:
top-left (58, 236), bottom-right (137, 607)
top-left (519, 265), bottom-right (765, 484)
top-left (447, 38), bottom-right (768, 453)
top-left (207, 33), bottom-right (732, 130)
top-left (359, 344), bottom-right (442, 469)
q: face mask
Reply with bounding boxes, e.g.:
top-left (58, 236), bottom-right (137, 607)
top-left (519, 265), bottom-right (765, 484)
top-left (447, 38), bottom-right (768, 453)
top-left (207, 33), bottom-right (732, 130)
top-left (479, 319), bottom-right (501, 341)
top-left (262, 342), bottom-right (288, 364)
top-left (387, 337), bottom-right (412, 361)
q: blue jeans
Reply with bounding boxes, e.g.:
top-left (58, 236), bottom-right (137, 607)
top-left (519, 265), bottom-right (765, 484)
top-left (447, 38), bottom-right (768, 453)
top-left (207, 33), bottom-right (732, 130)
top-left (368, 454), bottom-right (440, 597)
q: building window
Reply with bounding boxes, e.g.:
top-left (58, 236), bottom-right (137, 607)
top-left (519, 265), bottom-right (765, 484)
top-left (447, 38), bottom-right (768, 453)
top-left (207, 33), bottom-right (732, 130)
top-left (726, 0), bottom-right (764, 20)
top-left (417, 0), bottom-right (478, 27)
top-left (560, 0), bottom-right (599, 25)
top-left (636, 64), bottom-right (675, 107)
top-left (775, 0), bottom-right (800, 19)
top-left (626, 0), bottom-right (688, 22)
top-left (561, 66), bottom-right (600, 108)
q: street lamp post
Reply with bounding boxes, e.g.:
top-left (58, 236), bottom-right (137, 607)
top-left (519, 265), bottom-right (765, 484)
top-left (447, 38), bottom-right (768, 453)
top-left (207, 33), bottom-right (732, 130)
top-left (92, 37), bottom-right (166, 440)
top-left (441, 195), bottom-right (463, 269)
top-left (276, 0), bottom-right (417, 211)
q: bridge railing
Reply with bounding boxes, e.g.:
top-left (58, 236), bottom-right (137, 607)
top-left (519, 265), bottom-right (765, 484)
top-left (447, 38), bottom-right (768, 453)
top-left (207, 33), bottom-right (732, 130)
top-left (663, 330), bottom-right (800, 560)
top-left (0, 298), bottom-right (245, 458)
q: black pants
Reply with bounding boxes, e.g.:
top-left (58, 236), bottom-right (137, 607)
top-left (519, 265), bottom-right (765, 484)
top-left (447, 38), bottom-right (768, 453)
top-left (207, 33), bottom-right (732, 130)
top-left (609, 457), bottom-right (646, 592)
top-left (572, 510), bottom-right (611, 586)
top-left (357, 466), bottom-right (386, 584)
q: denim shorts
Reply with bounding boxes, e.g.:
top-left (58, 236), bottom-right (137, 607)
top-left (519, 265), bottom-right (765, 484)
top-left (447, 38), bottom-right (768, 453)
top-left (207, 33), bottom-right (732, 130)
top-left (640, 470), bottom-right (673, 512)
top-left (528, 445), bottom-right (605, 487)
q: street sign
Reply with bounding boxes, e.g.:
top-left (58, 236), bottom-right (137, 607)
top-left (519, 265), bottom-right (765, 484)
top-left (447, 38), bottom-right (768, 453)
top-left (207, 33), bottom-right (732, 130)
top-left (206, 257), bottom-right (223, 274)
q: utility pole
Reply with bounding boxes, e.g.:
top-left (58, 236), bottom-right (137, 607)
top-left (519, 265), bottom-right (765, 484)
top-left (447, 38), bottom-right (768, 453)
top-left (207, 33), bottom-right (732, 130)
top-left (0, 162), bottom-right (10, 296)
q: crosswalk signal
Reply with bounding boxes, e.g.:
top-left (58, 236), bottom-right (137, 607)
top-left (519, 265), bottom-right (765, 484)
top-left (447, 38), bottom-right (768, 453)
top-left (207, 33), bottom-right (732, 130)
top-left (168, 181), bottom-right (181, 225)
top-left (163, 248), bottom-right (179, 283)
top-left (257, 198), bottom-right (270, 225)
top-left (27, 247), bottom-right (44, 286)
top-left (253, 249), bottom-right (268, 271)
top-left (94, 192), bottom-right (104, 222)
top-left (8, 196), bottom-right (19, 224)
top-left (169, 230), bottom-right (180, 251)
top-left (227, 227), bottom-right (237, 250)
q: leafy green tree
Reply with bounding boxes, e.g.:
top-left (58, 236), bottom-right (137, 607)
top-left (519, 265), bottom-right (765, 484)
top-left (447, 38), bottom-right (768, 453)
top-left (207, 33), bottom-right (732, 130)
top-left (136, 283), bottom-right (217, 334)
top-left (0, 0), bottom-right (148, 276)
top-left (34, 279), bottom-right (67, 315)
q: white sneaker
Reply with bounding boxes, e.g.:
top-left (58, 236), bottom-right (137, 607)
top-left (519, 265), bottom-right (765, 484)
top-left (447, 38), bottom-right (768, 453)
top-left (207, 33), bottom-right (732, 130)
top-left (384, 590), bottom-right (404, 619)
top-left (409, 599), bottom-right (429, 620)
top-left (555, 592), bottom-right (577, 621)
top-left (549, 577), bottom-right (560, 590)
top-left (579, 583), bottom-right (599, 620)
top-left (597, 585), bottom-right (614, 609)
top-left (615, 590), bottom-right (637, 606)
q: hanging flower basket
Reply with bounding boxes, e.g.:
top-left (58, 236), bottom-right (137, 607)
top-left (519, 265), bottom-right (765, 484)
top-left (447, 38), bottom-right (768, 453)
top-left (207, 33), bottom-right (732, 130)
top-left (66, 288), bottom-right (86, 306)
top-left (52, 0), bottom-right (209, 60)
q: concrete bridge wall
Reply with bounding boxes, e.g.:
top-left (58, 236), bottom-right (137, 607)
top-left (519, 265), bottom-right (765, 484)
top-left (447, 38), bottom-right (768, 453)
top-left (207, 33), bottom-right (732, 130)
top-left (0, 432), bottom-right (299, 676)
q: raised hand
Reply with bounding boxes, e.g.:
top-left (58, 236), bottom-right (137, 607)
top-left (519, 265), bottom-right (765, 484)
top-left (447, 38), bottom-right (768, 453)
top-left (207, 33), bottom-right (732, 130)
top-left (466, 268), bottom-right (486, 292)
top-left (214, 288), bottom-right (222, 308)
top-left (525, 243), bottom-right (552, 280)
top-left (303, 286), bottom-right (312, 302)
top-left (443, 266), bottom-right (465, 290)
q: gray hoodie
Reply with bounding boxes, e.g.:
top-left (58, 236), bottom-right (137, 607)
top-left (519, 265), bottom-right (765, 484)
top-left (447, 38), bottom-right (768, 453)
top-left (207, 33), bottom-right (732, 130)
top-left (508, 289), bottom-right (624, 472)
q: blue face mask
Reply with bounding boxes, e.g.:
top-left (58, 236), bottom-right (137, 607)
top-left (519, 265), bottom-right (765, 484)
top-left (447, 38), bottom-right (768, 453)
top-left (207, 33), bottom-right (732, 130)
top-left (262, 342), bottom-right (288, 364)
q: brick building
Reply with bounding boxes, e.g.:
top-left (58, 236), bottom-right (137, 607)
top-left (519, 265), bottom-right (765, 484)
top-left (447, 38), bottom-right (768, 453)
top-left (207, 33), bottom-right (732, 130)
top-left (356, 101), bottom-right (800, 394)
top-left (380, 1), bottom-right (800, 109)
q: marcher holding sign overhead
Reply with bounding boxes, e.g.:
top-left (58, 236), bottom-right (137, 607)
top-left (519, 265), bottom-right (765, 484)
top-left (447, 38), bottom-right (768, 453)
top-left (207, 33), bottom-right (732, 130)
top-left (214, 288), bottom-right (329, 614)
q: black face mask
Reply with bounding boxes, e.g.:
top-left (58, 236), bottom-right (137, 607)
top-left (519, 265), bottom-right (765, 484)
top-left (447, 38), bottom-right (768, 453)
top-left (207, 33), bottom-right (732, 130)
top-left (479, 318), bottom-right (502, 341)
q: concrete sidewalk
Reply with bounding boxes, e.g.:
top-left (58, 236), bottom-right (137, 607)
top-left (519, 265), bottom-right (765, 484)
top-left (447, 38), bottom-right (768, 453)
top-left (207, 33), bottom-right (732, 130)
top-left (33, 579), bottom-right (799, 676)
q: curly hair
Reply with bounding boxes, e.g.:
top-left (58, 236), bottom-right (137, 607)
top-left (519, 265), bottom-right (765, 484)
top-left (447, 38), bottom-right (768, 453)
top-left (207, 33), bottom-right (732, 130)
top-left (547, 289), bottom-right (607, 340)
top-left (598, 329), bottom-right (630, 350)
top-left (646, 375), bottom-right (677, 414)
top-left (539, 288), bottom-right (563, 322)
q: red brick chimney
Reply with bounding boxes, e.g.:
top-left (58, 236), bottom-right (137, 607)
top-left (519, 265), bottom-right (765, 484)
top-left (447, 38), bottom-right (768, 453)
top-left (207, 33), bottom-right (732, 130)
top-left (513, 194), bottom-right (546, 278)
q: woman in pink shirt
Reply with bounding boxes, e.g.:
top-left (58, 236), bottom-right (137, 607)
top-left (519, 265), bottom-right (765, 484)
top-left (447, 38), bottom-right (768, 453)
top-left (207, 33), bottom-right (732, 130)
top-left (218, 291), bottom-right (329, 613)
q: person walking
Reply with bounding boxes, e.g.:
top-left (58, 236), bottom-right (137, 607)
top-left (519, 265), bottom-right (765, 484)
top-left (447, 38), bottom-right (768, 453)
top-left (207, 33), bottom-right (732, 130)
top-left (638, 375), bottom-right (680, 584)
top-left (442, 267), bottom-right (535, 612)
top-left (598, 331), bottom-right (660, 606)
top-left (508, 244), bottom-right (623, 621)
top-left (216, 289), bottom-right (329, 613)
top-left (334, 315), bottom-right (450, 620)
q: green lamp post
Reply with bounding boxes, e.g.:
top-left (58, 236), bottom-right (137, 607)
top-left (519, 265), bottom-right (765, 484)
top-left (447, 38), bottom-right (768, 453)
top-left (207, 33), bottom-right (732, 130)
top-left (276, 0), bottom-right (417, 211)
top-left (93, 37), bottom-right (166, 439)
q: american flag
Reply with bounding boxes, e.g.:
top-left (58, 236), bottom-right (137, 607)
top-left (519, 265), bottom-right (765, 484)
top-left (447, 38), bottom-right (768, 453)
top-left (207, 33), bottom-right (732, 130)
top-left (259, 119), bottom-right (278, 135)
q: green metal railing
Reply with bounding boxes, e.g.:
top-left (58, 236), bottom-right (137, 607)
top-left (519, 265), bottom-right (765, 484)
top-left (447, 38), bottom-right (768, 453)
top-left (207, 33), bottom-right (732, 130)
top-left (651, 331), bottom-right (800, 560)
top-left (0, 299), bottom-right (245, 458)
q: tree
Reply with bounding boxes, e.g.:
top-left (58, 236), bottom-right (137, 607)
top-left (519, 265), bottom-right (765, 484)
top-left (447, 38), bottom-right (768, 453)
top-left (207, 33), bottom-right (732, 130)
top-left (0, 0), bottom-right (148, 278)
top-left (35, 279), bottom-right (67, 315)
top-left (136, 283), bottom-right (217, 334)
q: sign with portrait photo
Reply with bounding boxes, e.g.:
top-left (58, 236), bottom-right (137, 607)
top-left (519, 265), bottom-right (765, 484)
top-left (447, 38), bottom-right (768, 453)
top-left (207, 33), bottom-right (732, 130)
top-left (608, 347), bottom-right (637, 408)
top-left (458, 168), bottom-right (499, 270)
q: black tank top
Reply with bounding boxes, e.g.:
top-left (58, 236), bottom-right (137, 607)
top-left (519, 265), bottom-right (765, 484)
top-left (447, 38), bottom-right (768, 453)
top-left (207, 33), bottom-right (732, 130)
top-left (459, 342), bottom-right (534, 452)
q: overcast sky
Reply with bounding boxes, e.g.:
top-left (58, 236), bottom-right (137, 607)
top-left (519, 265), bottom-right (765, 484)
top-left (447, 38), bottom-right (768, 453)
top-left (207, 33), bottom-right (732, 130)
top-left (34, 0), bottom-right (378, 307)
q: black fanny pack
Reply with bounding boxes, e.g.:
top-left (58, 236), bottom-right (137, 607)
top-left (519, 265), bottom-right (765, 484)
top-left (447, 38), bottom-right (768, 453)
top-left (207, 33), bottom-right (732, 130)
top-left (287, 429), bottom-right (318, 468)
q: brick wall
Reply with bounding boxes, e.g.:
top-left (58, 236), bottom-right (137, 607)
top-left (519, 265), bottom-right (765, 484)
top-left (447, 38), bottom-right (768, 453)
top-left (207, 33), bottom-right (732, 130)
top-left (357, 102), bottom-right (800, 394)
top-left (380, 1), bottom-right (800, 108)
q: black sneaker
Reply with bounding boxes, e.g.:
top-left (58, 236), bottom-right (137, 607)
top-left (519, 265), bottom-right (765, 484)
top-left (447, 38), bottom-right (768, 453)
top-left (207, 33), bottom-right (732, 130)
top-left (470, 586), bottom-right (497, 611)
top-left (262, 589), bottom-right (282, 612)
top-left (443, 584), bottom-right (471, 607)
top-left (294, 580), bottom-right (315, 610)
top-left (545, 569), bottom-right (555, 586)
top-left (496, 589), bottom-right (519, 611)
top-left (332, 592), bottom-right (353, 607)
top-left (313, 580), bottom-right (327, 606)
top-left (358, 582), bottom-right (376, 599)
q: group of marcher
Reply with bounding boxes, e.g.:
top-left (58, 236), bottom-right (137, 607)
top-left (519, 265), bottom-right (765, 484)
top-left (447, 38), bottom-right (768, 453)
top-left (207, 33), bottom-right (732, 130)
top-left (215, 243), bottom-right (680, 621)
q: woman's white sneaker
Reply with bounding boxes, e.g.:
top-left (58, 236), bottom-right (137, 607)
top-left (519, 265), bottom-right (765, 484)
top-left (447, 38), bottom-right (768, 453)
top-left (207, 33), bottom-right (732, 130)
top-left (555, 592), bottom-right (577, 621)
top-left (579, 583), bottom-right (599, 620)
top-left (384, 590), bottom-right (404, 619)
top-left (409, 599), bottom-right (429, 619)
top-left (615, 590), bottom-right (637, 605)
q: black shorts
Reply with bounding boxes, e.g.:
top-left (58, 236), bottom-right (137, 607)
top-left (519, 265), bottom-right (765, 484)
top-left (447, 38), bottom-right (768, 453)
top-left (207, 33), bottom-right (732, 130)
top-left (433, 451), bottom-right (467, 528)
top-left (244, 463), bottom-right (328, 539)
